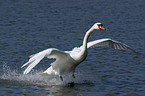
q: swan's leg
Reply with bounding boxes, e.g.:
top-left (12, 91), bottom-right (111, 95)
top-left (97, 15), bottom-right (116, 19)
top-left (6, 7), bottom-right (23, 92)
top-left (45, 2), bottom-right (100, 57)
top-left (67, 73), bottom-right (75, 87)
top-left (72, 73), bottom-right (75, 78)
top-left (59, 75), bottom-right (63, 81)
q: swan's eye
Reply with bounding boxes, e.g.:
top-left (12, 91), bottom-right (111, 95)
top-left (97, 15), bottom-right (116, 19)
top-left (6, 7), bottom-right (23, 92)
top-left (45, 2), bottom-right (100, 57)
top-left (97, 24), bottom-right (103, 27)
top-left (99, 24), bottom-right (103, 27)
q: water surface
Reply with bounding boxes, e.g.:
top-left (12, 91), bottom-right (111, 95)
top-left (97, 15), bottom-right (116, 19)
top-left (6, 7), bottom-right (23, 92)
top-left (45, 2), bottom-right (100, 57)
top-left (0, 0), bottom-right (145, 96)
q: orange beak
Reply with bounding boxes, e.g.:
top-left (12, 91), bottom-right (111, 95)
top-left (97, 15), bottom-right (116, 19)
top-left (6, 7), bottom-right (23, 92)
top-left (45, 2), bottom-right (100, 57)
top-left (99, 26), bottom-right (106, 30)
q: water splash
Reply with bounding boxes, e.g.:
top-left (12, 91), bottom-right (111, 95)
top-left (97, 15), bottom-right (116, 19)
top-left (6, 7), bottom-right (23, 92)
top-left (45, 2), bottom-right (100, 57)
top-left (0, 64), bottom-right (92, 86)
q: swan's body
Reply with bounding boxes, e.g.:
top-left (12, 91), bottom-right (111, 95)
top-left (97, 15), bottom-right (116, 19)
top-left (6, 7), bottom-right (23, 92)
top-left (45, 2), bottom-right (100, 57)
top-left (21, 23), bottom-right (138, 80)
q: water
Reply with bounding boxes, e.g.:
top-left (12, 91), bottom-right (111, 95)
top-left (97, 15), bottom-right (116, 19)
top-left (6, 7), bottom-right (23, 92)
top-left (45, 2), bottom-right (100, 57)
top-left (0, 0), bottom-right (145, 95)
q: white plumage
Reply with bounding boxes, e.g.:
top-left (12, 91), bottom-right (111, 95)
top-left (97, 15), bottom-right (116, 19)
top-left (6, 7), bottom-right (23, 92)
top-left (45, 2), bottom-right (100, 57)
top-left (21, 23), bottom-right (138, 80)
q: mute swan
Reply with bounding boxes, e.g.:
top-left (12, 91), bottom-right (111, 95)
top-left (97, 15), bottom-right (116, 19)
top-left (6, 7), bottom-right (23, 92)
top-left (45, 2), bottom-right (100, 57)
top-left (21, 22), bottom-right (138, 81)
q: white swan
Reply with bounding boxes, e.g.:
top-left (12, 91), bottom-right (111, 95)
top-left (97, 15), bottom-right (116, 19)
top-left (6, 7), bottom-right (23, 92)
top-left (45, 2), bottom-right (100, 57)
top-left (21, 22), bottom-right (138, 81)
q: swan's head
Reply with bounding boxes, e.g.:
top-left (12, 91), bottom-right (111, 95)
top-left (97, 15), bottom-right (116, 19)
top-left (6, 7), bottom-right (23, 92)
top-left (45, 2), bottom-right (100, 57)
top-left (93, 22), bottom-right (106, 30)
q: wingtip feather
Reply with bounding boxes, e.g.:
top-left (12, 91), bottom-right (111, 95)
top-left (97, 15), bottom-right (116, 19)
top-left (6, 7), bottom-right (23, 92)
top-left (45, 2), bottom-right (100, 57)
top-left (21, 62), bottom-right (29, 68)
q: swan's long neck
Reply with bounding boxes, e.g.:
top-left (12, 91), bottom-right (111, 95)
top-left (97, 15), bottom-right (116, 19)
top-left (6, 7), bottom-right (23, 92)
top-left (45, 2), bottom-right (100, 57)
top-left (79, 27), bottom-right (95, 57)
top-left (83, 28), bottom-right (95, 49)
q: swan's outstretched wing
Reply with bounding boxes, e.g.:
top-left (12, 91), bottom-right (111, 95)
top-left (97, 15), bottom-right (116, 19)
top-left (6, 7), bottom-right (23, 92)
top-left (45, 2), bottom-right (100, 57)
top-left (21, 48), bottom-right (68, 74)
top-left (81, 38), bottom-right (138, 54)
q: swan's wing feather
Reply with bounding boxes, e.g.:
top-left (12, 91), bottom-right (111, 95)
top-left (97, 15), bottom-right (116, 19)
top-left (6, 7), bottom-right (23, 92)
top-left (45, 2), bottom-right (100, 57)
top-left (85, 38), bottom-right (139, 54)
top-left (21, 48), bottom-right (67, 74)
top-left (47, 48), bottom-right (68, 59)
top-left (22, 54), bottom-right (45, 74)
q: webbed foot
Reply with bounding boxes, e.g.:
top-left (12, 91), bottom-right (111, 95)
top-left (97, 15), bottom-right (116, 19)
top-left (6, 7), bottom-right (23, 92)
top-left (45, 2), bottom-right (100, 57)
top-left (67, 82), bottom-right (75, 87)
top-left (59, 75), bottom-right (63, 81)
